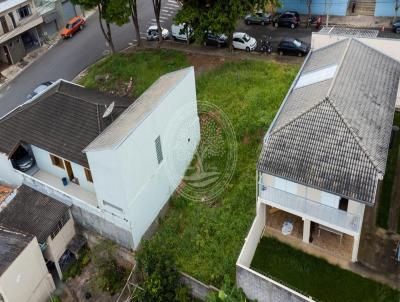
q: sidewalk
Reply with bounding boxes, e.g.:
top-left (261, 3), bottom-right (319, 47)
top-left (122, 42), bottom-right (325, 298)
top-left (0, 8), bottom-right (97, 90)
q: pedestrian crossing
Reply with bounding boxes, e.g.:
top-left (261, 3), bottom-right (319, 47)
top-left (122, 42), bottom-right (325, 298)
top-left (139, 0), bottom-right (181, 40)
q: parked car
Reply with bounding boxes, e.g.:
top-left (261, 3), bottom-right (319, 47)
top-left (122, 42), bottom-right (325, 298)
top-left (27, 81), bottom-right (53, 99)
top-left (204, 32), bottom-right (227, 47)
top-left (277, 38), bottom-right (310, 56)
top-left (11, 146), bottom-right (35, 172)
top-left (171, 23), bottom-right (194, 42)
top-left (232, 32), bottom-right (257, 51)
top-left (273, 11), bottom-right (300, 29)
top-left (393, 19), bottom-right (400, 33)
top-left (244, 12), bottom-right (272, 25)
top-left (60, 16), bottom-right (85, 39)
top-left (146, 25), bottom-right (169, 41)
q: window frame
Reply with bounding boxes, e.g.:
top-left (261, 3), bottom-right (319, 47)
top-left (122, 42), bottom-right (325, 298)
top-left (85, 168), bottom-right (93, 183)
top-left (50, 154), bottom-right (65, 169)
top-left (17, 5), bottom-right (31, 19)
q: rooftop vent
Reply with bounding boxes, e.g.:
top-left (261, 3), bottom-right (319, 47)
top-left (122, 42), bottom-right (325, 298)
top-left (102, 102), bottom-right (115, 119)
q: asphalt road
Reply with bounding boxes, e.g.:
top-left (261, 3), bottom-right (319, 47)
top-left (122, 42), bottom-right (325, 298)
top-left (0, 0), bottom-right (180, 117)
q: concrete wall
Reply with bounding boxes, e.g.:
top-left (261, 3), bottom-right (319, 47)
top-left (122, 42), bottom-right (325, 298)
top-left (0, 237), bottom-right (55, 302)
top-left (0, 153), bottom-right (22, 186)
top-left (44, 212), bottom-right (75, 262)
top-left (31, 145), bottom-right (95, 193)
top-left (3, 36), bottom-right (25, 64)
top-left (71, 205), bottom-right (134, 249)
top-left (86, 67), bottom-right (200, 248)
top-left (180, 272), bottom-right (219, 301)
top-left (278, 0), bottom-right (349, 16)
top-left (311, 33), bottom-right (400, 62)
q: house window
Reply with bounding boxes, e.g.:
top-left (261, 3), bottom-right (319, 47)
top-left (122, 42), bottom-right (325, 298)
top-left (155, 135), bottom-right (163, 164)
top-left (50, 212), bottom-right (70, 239)
top-left (17, 5), bottom-right (31, 19)
top-left (50, 154), bottom-right (64, 169)
top-left (339, 198), bottom-right (349, 211)
top-left (8, 12), bottom-right (16, 29)
top-left (85, 168), bottom-right (93, 183)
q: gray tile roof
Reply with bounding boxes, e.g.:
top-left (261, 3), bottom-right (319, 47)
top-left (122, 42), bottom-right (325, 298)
top-left (258, 39), bottom-right (400, 205)
top-left (0, 227), bottom-right (33, 275)
top-left (0, 185), bottom-right (70, 243)
top-left (0, 81), bottom-right (131, 167)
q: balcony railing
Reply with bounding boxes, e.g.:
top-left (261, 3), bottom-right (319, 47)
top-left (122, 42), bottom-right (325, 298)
top-left (259, 185), bottom-right (361, 235)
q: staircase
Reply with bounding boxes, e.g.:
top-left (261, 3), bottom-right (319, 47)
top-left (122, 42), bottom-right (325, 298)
top-left (348, 0), bottom-right (376, 16)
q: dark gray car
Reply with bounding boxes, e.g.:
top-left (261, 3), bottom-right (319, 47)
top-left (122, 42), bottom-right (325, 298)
top-left (245, 12), bottom-right (272, 25)
top-left (393, 19), bottom-right (400, 33)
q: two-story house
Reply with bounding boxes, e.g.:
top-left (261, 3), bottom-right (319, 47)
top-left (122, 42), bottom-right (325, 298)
top-left (236, 38), bottom-right (400, 301)
top-left (0, 66), bottom-right (200, 249)
top-left (0, 0), bottom-right (44, 66)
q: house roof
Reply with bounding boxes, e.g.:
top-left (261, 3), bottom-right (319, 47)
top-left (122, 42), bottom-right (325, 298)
top-left (0, 185), bottom-right (70, 243)
top-left (0, 81), bottom-right (132, 167)
top-left (0, 227), bottom-right (33, 276)
top-left (84, 67), bottom-right (194, 152)
top-left (258, 38), bottom-right (400, 205)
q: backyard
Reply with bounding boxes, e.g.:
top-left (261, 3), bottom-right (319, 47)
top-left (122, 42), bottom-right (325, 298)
top-left (251, 237), bottom-right (400, 302)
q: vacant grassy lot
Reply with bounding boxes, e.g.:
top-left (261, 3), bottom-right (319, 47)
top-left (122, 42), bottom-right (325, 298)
top-left (251, 237), bottom-right (400, 302)
top-left (81, 49), bottom-right (298, 285)
top-left (376, 112), bottom-right (400, 232)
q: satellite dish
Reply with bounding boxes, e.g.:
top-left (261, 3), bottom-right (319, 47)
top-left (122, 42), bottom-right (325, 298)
top-left (103, 102), bottom-right (115, 118)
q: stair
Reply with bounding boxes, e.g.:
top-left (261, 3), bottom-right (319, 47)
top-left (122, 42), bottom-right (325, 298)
top-left (348, 0), bottom-right (376, 16)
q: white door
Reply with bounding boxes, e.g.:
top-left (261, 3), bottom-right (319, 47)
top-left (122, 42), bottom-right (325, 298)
top-left (233, 38), bottom-right (244, 50)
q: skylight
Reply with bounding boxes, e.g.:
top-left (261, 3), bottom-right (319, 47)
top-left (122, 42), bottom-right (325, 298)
top-left (295, 65), bottom-right (337, 89)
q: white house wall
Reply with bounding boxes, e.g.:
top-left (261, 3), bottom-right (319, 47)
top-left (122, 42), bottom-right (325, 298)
top-left (31, 145), bottom-right (94, 193)
top-left (0, 152), bottom-right (22, 186)
top-left (86, 68), bottom-right (200, 248)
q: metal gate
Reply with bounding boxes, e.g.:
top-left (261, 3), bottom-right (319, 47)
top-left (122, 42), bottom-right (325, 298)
top-left (62, 0), bottom-right (76, 23)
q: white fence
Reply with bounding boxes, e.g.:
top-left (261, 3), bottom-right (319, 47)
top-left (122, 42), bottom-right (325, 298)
top-left (19, 171), bottom-right (131, 231)
top-left (236, 204), bottom-right (315, 302)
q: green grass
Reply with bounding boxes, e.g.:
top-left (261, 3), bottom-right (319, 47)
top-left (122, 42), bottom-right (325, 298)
top-left (251, 237), bottom-right (400, 302)
top-left (81, 50), bottom-right (298, 285)
top-left (63, 247), bottom-right (91, 281)
top-left (376, 112), bottom-right (400, 231)
top-left (79, 49), bottom-right (189, 98)
top-left (140, 58), bottom-right (298, 285)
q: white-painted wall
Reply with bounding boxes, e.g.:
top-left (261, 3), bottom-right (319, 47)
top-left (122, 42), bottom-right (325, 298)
top-left (87, 68), bottom-right (200, 247)
top-left (0, 152), bottom-right (22, 186)
top-left (31, 145), bottom-right (94, 193)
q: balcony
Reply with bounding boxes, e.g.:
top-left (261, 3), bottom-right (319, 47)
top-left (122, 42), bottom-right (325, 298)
top-left (258, 185), bottom-right (361, 235)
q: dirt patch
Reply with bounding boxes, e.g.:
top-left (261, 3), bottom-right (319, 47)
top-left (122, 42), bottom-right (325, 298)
top-left (186, 53), bottom-right (237, 76)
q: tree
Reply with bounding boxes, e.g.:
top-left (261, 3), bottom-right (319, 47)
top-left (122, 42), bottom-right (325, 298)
top-left (152, 0), bottom-right (163, 44)
top-left (128, 0), bottom-right (141, 47)
top-left (306, 0), bottom-right (312, 27)
top-left (136, 240), bottom-right (190, 302)
top-left (72, 0), bottom-right (130, 53)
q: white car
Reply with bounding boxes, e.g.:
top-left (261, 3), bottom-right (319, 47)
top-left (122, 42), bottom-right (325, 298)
top-left (147, 25), bottom-right (169, 41)
top-left (232, 32), bottom-right (257, 51)
top-left (171, 23), bottom-right (193, 41)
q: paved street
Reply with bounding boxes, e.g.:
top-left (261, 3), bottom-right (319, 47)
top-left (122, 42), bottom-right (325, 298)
top-left (0, 0), bottom-right (180, 117)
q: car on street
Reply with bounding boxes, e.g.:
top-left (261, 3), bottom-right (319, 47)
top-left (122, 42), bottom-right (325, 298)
top-left (171, 23), bottom-right (194, 42)
top-left (277, 38), bottom-right (310, 56)
top-left (393, 19), bottom-right (400, 33)
top-left (244, 12), bottom-right (272, 25)
top-left (204, 32), bottom-right (227, 47)
top-left (232, 32), bottom-right (257, 51)
top-left (27, 81), bottom-right (53, 99)
top-left (60, 16), bottom-right (85, 39)
top-left (273, 11), bottom-right (300, 29)
top-left (147, 25), bottom-right (169, 41)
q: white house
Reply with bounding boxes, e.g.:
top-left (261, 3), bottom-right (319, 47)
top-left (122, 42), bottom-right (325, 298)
top-left (236, 38), bottom-right (400, 301)
top-left (0, 66), bottom-right (200, 249)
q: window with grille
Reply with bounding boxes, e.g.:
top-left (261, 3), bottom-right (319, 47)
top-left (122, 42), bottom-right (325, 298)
top-left (50, 212), bottom-right (70, 240)
top-left (50, 154), bottom-right (64, 169)
top-left (17, 5), bottom-right (31, 19)
top-left (155, 135), bottom-right (163, 164)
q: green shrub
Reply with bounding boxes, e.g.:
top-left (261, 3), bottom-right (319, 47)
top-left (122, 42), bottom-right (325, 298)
top-left (63, 246), bottom-right (91, 281)
top-left (136, 240), bottom-right (191, 302)
top-left (207, 278), bottom-right (252, 302)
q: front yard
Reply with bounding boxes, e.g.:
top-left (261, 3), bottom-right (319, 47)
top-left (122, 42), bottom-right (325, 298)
top-left (251, 237), bottom-right (400, 302)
